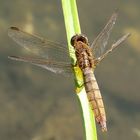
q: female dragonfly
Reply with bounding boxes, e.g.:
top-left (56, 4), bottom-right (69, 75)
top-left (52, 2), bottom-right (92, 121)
top-left (8, 11), bottom-right (130, 131)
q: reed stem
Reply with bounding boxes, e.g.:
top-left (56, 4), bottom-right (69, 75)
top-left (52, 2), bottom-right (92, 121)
top-left (61, 1), bottom-right (97, 140)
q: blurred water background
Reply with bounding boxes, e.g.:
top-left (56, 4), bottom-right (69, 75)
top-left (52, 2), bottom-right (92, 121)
top-left (0, 0), bottom-right (140, 140)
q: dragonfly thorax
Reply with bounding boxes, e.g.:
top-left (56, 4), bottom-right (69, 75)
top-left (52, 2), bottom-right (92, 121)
top-left (72, 40), bottom-right (94, 69)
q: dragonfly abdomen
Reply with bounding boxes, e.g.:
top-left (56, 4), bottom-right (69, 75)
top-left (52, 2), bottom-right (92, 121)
top-left (83, 67), bottom-right (107, 131)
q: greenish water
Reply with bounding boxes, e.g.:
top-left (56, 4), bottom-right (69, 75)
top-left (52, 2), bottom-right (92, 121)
top-left (0, 0), bottom-right (140, 140)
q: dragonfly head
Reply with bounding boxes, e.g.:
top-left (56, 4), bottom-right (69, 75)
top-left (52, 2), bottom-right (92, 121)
top-left (71, 34), bottom-right (89, 47)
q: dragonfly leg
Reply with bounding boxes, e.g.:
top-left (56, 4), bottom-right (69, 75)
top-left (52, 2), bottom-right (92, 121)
top-left (71, 60), bottom-right (78, 67)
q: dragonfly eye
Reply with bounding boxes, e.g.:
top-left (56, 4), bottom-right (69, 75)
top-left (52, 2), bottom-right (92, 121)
top-left (71, 34), bottom-right (89, 46)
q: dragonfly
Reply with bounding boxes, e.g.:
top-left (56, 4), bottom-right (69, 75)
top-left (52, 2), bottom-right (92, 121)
top-left (8, 11), bottom-right (130, 132)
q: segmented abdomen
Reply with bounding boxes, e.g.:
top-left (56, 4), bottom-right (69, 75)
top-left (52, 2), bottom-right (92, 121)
top-left (83, 67), bottom-right (107, 131)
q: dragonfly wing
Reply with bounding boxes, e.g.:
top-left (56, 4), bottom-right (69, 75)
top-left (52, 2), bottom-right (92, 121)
top-left (8, 27), bottom-right (71, 63)
top-left (91, 11), bottom-right (118, 58)
top-left (8, 56), bottom-right (72, 76)
top-left (95, 33), bottom-right (131, 63)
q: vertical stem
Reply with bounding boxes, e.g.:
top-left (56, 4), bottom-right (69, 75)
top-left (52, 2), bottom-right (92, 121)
top-left (61, 0), bottom-right (97, 140)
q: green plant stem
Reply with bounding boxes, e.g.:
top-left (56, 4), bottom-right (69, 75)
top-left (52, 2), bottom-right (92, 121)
top-left (61, 0), bottom-right (97, 140)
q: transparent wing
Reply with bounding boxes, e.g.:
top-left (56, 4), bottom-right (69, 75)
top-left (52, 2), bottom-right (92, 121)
top-left (8, 56), bottom-right (72, 76)
top-left (91, 11), bottom-right (118, 58)
top-left (8, 27), bottom-right (71, 63)
top-left (95, 33), bottom-right (131, 64)
top-left (8, 27), bottom-right (73, 75)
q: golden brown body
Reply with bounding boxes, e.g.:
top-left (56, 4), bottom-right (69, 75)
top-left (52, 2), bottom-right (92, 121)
top-left (71, 35), bottom-right (107, 131)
